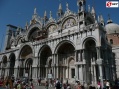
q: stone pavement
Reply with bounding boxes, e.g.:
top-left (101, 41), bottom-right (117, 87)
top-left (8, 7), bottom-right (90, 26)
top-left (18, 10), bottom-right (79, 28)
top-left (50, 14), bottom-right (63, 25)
top-left (34, 85), bottom-right (55, 89)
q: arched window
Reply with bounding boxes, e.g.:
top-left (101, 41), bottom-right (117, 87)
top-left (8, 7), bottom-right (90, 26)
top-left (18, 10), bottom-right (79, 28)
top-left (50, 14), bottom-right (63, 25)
top-left (110, 39), bottom-right (113, 44)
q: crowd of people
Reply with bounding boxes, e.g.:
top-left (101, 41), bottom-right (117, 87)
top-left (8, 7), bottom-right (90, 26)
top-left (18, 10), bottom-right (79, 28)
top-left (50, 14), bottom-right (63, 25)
top-left (37, 77), bottom-right (119, 89)
top-left (1, 76), bottom-right (119, 89)
top-left (0, 75), bottom-right (34, 89)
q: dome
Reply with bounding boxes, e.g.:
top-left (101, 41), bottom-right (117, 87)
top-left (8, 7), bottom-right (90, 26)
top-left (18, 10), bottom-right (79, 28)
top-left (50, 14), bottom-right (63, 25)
top-left (105, 23), bottom-right (119, 34)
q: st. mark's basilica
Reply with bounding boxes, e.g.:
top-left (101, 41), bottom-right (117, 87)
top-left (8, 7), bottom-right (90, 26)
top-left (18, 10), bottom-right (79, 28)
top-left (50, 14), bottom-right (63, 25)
top-left (0, 0), bottom-right (119, 86)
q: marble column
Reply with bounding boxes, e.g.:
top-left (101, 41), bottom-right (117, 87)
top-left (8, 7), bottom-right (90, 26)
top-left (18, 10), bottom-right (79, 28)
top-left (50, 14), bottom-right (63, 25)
top-left (75, 50), bottom-right (78, 62)
top-left (81, 65), bottom-right (83, 84)
top-left (94, 65), bottom-right (97, 85)
top-left (46, 67), bottom-right (48, 79)
top-left (75, 65), bottom-right (79, 80)
top-left (56, 67), bottom-right (59, 78)
top-left (96, 47), bottom-right (103, 89)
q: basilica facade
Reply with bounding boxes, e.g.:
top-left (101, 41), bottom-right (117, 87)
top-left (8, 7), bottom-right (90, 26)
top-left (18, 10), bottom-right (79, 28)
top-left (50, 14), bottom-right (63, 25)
top-left (0, 0), bottom-right (117, 86)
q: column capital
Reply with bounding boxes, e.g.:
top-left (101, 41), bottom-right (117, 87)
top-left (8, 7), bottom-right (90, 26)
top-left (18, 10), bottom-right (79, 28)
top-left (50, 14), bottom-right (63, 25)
top-left (45, 65), bottom-right (48, 67)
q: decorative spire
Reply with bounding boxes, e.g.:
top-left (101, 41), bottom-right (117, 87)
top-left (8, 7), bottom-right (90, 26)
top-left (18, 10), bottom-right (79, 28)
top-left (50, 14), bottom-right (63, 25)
top-left (99, 15), bottom-right (105, 26)
top-left (44, 11), bottom-right (48, 23)
top-left (44, 10), bottom-right (47, 17)
top-left (91, 7), bottom-right (96, 19)
top-left (100, 15), bottom-right (104, 22)
top-left (34, 8), bottom-right (37, 14)
top-left (57, 3), bottom-right (63, 17)
top-left (77, 0), bottom-right (86, 12)
top-left (91, 7), bottom-right (95, 14)
top-left (107, 14), bottom-right (113, 24)
top-left (25, 21), bottom-right (29, 30)
top-left (66, 2), bottom-right (69, 11)
top-left (59, 3), bottom-right (62, 10)
top-left (88, 5), bottom-right (90, 12)
top-left (50, 11), bottom-right (52, 18)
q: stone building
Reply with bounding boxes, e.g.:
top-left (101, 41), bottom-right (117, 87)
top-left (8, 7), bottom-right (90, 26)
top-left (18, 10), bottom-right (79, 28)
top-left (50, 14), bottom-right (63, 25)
top-left (0, 0), bottom-right (116, 86)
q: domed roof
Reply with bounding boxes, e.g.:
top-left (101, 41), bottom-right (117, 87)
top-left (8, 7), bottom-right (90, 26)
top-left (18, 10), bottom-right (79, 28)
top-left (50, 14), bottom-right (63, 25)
top-left (105, 23), bottom-right (119, 34)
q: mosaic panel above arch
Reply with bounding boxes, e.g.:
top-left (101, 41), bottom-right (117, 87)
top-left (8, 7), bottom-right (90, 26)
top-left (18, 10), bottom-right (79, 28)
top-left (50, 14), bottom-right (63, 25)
top-left (62, 18), bottom-right (76, 29)
top-left (47, 24), bottom-right (57, 33)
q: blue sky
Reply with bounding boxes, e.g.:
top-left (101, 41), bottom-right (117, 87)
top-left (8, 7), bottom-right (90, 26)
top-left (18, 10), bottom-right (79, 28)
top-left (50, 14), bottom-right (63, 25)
top-left (0, 0), bottom-right (119, 51)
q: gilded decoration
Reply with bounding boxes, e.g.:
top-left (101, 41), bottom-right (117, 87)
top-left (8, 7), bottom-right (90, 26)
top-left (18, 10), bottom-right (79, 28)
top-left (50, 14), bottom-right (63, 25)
top-left (62, 18), bottom-right (76, 29)
top-left (48, 25), bottom-right (57, 33)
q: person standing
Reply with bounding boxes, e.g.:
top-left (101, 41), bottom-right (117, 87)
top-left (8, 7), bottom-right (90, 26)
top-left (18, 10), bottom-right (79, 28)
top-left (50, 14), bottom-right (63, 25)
top-left (106, 80), bottom-right (110, 89)
top-left (97, 81), bottom-right (101, 89)
top-left (76, 82), bottom-right (82, 89)
top-left (38, 77), bottom-right (41, 86)
top-left (56, 81), bottom-right (61, 89)
top-left (45, 81), bottom-right (49, 89)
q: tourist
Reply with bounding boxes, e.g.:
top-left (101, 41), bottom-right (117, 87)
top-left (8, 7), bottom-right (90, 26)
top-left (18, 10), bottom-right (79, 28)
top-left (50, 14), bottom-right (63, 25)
top-left (55, 81), bottom-right (61, 89)
top-left (45, 81), bottom-right (49, 89)
top-left (0, 78), bottom-right (3, 87)
top-left (63, 83), bottom-right (67, 89)
top-left (67, 84), bottom-right (71, 89)
top-left (97, 81), bottom-right (101, 89)
top-left (17, 82), bottom-right (21, 89)
top-left (49, 79), bottom-right (52, 87)
top-left (30, 83), bottom-right (34, 89)
top-left (106, 80), bottom-right (110, 89)
top-left (76, 82), bottom-right (82, 89)
top-left (38, 77), bottom-right (41, 86)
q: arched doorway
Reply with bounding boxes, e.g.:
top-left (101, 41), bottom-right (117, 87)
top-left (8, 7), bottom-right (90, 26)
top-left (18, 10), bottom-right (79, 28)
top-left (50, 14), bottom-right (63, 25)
top-left (2, 56), bottom-right (7, 77)
top-left (68, 57), bottom-right (75, 79)
top-left (9, 53), bottom-right (15, 76)
top-left (25, 58), bottom-right (33, 79)
top-left (39, 46), bottom-right (52, 78)
top-left (84, 39), bottom-right (98, 84)
top-left (19, 45), bottom-right (33, 77)
top-left (56, 42), bottom-right (75, 80)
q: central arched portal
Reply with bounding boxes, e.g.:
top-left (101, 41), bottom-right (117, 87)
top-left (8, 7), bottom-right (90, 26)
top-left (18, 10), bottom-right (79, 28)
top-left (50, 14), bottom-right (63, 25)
top-left (56, 42), bottom-right (75, 80)
top-left (39, 46), bottom-right (52, 79)
top-left (19, 45), bottom-right (33, 78)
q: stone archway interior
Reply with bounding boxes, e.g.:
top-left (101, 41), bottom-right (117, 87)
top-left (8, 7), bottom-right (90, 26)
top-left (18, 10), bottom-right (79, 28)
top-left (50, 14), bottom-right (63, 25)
top-left (19, 45), bottom-right (33, 77)
top-left (3, 56), bottom-right (7, 67)
top-left (20, 45), bottom-right (33, 59)
top-left (2, 56), bottom-right (7, 76)
top-left (25, 58), bottom-right (33, 79)
top-left (9, 53), bottom-right (15, 76)
top-left (57, 42), bottom-right (75, 80)
top-left (84, 39), bottom-right (97, 84)
top-left (28, 27), bottom-right (39, 41)
top-left (40, 46), bottom-right (52, 78)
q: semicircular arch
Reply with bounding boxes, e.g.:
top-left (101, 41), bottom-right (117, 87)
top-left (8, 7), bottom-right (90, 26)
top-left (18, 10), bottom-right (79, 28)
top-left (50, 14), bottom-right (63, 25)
top-left (38, 45), bottom-right (52, 57)
top-left (18, 44), bottom-right (33, 59)
top-left (61, 15), bottom-right (77, 30)
top-left (82, 36), bottom-right (97, 49)
top-left (27, 23), bottom-right (42, 41)
top-left (54, 40), bottom-right (76, 54)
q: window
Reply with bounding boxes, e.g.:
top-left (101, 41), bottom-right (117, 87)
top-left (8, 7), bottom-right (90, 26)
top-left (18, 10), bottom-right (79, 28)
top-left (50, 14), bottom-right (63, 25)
top-left (110, 39), bottom-right (113, 44)
top-left (71, 68), bottom-right (75, 78)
